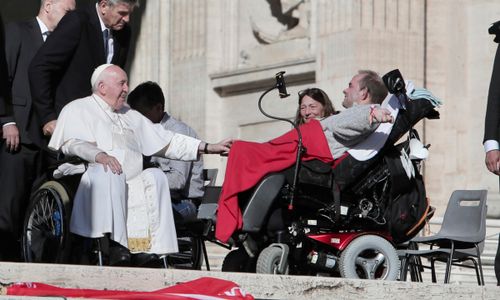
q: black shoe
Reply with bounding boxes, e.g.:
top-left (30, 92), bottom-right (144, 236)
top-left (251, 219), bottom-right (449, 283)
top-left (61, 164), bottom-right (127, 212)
top-left (108, 242), bottom-right (131, 266)
top-left (131, 252), bottom-right (161, 268)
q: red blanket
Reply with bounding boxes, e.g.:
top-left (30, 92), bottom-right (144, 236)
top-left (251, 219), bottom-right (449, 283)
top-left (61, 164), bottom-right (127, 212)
top-left (215, 120), bottom-right (334, 242)
top-left (6, 277), bottom-right (253, 299)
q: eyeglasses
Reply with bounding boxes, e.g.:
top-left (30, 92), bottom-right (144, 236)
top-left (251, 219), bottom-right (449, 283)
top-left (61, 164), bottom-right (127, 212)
top-left (298, 88), bottom-right (328, 101)
top-left (298, 88), bottom-right (322, 98)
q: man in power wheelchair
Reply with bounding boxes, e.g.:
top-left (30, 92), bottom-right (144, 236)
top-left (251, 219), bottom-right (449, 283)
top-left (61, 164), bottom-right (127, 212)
top-left (214, 69), bottom-right (440, 280)
top-left (22, 64), bottom-right (232, 267)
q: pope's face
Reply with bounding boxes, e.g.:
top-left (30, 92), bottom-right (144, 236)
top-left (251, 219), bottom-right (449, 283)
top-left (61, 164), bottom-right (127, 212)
top-left (101, 66), bottom-right (129, 110)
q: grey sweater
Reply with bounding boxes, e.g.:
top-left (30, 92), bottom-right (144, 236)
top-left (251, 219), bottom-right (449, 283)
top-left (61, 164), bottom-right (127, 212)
top-left (151, 113), bottom-right (204, 200)
top-left (320, 104), bottom-right (381, 159)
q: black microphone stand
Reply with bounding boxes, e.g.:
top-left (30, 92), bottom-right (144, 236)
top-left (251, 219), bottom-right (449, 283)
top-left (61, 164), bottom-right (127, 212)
top-left (257, 74), bottom-right (305, 210)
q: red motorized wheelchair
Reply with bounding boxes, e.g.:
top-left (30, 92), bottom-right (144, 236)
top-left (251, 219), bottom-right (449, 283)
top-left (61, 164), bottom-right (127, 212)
top-left (214, 70), bottom-right (438, 280)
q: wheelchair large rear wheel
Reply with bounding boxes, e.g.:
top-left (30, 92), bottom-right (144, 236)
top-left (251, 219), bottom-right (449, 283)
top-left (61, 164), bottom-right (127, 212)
top-left (22, 181), bottom-right (71, 263)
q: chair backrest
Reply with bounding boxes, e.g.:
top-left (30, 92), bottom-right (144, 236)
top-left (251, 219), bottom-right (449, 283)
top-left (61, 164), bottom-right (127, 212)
top-left (203, 168), bottom-right (218, 187)
top-left (438, 190), bottom-right (488, 243)
top-left (197, 169), bottom-right (220, 220)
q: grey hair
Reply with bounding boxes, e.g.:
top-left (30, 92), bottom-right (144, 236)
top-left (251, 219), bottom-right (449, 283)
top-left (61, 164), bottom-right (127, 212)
top-left (98, 0), bottom-right (140, 8)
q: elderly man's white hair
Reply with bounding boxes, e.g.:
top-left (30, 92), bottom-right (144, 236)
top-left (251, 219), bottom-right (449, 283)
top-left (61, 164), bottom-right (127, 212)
top-left (99, 0), bottom-right (140, 8)
top-left (91, 64), bottom-right (115, 92)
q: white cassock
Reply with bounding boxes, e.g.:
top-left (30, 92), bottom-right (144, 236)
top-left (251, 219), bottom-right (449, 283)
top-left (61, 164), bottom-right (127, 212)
top-left (49, 94), bottom-right (201, 254)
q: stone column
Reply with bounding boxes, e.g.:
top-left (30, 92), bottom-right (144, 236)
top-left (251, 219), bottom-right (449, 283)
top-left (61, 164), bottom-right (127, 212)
top-left (129, 0), bottom-right (170, 101)
top-left (129, 0), bottom-right (207, 137)
top-left (166, 0), bottom-right (208, 135)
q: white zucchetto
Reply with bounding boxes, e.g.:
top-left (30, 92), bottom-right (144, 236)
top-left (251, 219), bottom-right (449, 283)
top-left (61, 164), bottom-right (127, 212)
top-left (90, 64), bottom-right (114, 87)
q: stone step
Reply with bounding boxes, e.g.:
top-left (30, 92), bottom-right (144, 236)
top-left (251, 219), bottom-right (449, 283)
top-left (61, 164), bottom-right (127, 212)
top-left (1, 262), bottom-right (499, 300)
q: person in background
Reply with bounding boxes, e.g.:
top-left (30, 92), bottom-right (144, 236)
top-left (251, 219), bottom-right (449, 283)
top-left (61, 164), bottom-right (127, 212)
top-left (0, 12), bottom-right (9, 117)
top-left (0, 0), bottom-right (76, 262)
top-left (28, 0), bottom-right (138, 149)
top-left (127, 81), bottom-right (204, 220)
top-left (483, 20), bottom-right (500, 286)
top-left (294, 87), bottom-right (336, 125)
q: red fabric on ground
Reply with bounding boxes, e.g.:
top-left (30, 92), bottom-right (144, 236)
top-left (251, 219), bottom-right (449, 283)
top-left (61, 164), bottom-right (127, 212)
top-left (215, 120), bottom-right (334, 242)
top-left (6, 277), bottom-right (254, 300)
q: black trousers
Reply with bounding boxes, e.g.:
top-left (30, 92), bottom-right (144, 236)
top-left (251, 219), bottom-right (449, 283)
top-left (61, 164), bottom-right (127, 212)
top-left (0, 141), bottom-right (42, 261)
top-left (496, 178), bottom-right (500, 285)
top-left (496, 233), bottom-right (500, 285)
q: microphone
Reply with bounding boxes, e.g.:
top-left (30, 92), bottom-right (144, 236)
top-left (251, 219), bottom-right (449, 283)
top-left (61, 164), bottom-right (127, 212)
top-left (275, 71), bottom-right (290, 98)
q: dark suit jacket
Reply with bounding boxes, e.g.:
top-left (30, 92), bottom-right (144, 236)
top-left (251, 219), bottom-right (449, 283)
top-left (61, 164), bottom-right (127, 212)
top-left (28, 5), bottom-right (131, 146)
top-left (484, 44), bottom-right (500, 143)
top-left (0, 12), bottom-right (10, 117)
top-left (0, 18), bottom-right (43, 145)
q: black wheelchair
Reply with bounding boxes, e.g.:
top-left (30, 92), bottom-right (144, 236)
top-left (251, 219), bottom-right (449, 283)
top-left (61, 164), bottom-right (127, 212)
top-left (21, 163), bottom-right (216, 269)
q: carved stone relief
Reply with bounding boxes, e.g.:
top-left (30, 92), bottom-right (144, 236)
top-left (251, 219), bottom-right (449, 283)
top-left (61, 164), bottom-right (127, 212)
top-left (238, 0), bottom-right (312, 67)
top-left (250, 0), bottom-right (310, 44)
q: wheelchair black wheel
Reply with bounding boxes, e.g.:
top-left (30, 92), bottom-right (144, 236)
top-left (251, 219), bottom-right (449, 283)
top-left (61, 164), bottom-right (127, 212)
top-left (166, 236), bottom-right (203, 269)
top-left (256, 246), bottom-right (289, 275)
top-left (22, 181), bottom-right (71, 263)
top-left (222, 248), bottom-right (256, 272)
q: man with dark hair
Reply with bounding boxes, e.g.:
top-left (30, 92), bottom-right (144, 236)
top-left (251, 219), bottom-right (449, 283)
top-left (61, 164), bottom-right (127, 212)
top-left (29, 0), bottom-right (139, 148)
top-left (128, 81), bottom-right (203, 220)
top-left (0, 0), bottom-right (76, 262)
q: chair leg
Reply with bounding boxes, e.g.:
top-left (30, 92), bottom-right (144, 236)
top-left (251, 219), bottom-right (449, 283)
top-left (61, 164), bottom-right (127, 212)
top-left (400, 255), bottom-right (409, 281)
top-left (201, 239), bottom-right (210, 271)
top-left (468, 258), bottom-right (481, 286)
top-left (160, 255), bottom-right (168, 269)
top-left (444, 243), bottom-right (455, 284)
top-left (475, 244), bottom-right (485, 286)
top-left (410, 255), bottom-right (423, 282)
top-left (94, 238), bottom-right (104, 266)
top-left (430, 258), bottom-right (438, 283)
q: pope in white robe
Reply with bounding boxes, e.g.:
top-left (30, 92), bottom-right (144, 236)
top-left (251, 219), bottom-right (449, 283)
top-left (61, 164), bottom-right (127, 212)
top-left (48, 64), bottom-right (231, 255)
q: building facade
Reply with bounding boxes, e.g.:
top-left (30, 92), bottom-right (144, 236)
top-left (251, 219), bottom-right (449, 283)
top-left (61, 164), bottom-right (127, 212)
top-left (128, 0), bottom-right (500, 217)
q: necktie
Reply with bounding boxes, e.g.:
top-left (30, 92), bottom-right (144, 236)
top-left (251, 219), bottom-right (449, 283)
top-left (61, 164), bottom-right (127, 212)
top-left (103, 29), bottom-right (109, 60)
top-left (43, 31), bottom-right (51, 42)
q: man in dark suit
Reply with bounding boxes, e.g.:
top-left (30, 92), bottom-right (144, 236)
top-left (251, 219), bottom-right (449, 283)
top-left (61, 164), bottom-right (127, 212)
top-left (0, 0), bottom-right (76, 261)
top-left (0, 12), bottom-right (9, 117)
top-left (28, 0), bottom-right (138, 145)
top-left (484, 21), bottom-right (500, 286)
